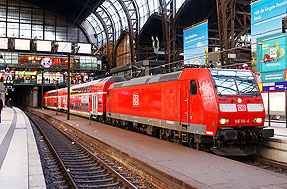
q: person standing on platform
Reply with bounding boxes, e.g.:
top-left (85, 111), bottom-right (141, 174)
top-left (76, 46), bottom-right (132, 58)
top-left (0, 98), bottom-right (3, 123)
top-left (7, 98), bottom-right (13, 108)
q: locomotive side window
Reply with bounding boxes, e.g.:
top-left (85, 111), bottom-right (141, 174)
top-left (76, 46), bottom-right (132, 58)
top-left (190, 80), bottom-right (197, 95)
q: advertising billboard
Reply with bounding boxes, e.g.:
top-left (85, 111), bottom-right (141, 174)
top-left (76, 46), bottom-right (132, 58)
top-left (256, 33), bottom-right (287, 82)
top-left (183, 20), bottom-right (208, 65)
top-left (251, 0), bottom-right (287, 83)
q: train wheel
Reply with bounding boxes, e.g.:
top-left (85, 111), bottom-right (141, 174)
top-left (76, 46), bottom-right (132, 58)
top-left (159, 129), bottom-right (168, 140)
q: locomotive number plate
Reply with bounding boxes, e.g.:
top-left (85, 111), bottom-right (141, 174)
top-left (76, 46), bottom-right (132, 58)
top-left (237, 104), bottom-right (247, 111)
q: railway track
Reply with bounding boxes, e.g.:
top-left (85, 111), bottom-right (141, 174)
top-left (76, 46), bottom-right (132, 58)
top-left (229, 156), bottom-right (287, 175)
top-left (26, 112), bottom-right (143, 189)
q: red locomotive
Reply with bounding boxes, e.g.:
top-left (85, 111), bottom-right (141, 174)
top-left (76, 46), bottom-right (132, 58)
top-left (44, 68), bottom-right (274, 156)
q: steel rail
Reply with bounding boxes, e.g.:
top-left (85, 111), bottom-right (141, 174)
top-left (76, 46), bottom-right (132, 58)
top-left (27, 114), bottom-right (78, 189)
top-left (28, 112), bottom-right (138, 189)
top-left (254, 157), bottom-right (287, 170)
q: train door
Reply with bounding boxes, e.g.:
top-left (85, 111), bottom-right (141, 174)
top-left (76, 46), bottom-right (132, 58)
top-left (189, 80), bottom-right (201, 124)
top-left (58, 97), bottom-right (61, 108)
top-left (92, 93), bottom-right (98, 115)
top-left (180, 80), bottom-right (190, 129)
top-left (64, 96), bottom-right (67, 109)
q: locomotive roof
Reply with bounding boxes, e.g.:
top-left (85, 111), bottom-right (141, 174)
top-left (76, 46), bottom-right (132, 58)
top-left (113, 71), bottom-right (183, 88)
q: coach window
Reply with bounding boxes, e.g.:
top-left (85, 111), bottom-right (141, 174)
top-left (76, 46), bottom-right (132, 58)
top-left (190, 80), bottom-right (197, 95)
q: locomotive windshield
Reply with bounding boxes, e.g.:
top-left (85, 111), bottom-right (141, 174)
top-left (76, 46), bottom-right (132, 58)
top-left (210, 69), bottom-right (260, 96)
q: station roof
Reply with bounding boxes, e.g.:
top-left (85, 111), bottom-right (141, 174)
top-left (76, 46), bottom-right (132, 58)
top-left (24, 0), bottom-right (250, 60)
top-left (24, 0), bottom-right (101, 23)
top-left (24, 0), bottom-right (188, 45)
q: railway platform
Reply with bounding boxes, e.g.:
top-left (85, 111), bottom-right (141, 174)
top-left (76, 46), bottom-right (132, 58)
top-left (30, 108), bottom-right (287, 189)
top-left (0, 107), bottom-right (46, 189)
top-left (257, 122), bottom-right (287, 164)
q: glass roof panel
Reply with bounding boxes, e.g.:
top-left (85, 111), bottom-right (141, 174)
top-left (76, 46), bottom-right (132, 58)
top-left (149, 0), bottom-right (159, 14)
top-left (84, 0), bottom-right (187, 45)
top-left (176, 0), bottom-right (185, 12)
top-left (86, 13), bottom-right (105, 46)
top-left (136, 0), bottom-right (149, 29)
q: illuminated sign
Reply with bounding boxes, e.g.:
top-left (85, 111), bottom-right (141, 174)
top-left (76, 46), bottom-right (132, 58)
top-left (41, 58), bottom-right (52, 68)
top-left (77, 43), bottom-right (92, 54)
top-left (36, 40), bottom-right (52, 52)
top-left (0, 38), bottom-right (8, 49)
top-left (262, 82), bottom-right (287, 91)
top-left (15, 39), bottom-right (30, 51)
top-left (58, 42), bottom-right (72, 53)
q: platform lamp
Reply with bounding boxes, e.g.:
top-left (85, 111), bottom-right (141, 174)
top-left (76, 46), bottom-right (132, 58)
top-left (67, 45), bottom-right (80, 120)
top-left (41, 69), bottom-right (44, 110)
top-left (67, 54), bottom-right (71, 120)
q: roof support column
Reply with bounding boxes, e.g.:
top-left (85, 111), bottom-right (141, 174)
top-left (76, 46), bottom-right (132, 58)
top-left (159, 0), bottom-right (170, 67)
top-left (94, 12), bottom-right (112, 70)
top-left (117, 0), bottom-right (136, 64)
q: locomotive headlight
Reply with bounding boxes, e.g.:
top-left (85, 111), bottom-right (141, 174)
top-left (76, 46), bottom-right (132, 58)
top-left (220, 118), bottom-right (230, 124)
top-left (220, 118), bottom-right (226, 124)
top-left (254, 118), bottom-right (263, 124)
top-left (237, 97), bottom-right (243, 103)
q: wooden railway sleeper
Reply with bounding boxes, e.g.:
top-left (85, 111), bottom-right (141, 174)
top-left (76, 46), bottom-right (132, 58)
top-left (73, 173), bottom-right (110, 179)
top-left (61, 158), bottom-right (93, 162)
top-left (74, 177), bottom-right (115, 183)
top-left (77, 182), bottom-right (120, 189)
top-left (64, 161), bottom-right (95, 166)
top-left (65, 164), bottom-right (98, 169)
top-left (69, 169), bottom-right (106, 175)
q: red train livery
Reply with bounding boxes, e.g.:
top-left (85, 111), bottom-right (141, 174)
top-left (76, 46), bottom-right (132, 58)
top-left (44, 76), bottom-right (126, 117)
top-left (44, 68), bottom-right (274, 156)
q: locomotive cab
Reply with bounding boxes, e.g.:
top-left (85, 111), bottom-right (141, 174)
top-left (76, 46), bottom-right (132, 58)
top-left (209, 69), bottom-right (274, 155)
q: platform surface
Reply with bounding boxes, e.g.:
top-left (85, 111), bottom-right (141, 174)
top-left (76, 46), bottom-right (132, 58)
top-left (265, 121), bottom-right (287, 140)
top-left (32, 108), bottom-right (287, 189)
top-left (0, 107), bottom-right (45, 189)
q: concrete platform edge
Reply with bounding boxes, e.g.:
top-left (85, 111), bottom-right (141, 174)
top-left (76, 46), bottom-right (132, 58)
top-left (24, 111), bottom-right (46, 188)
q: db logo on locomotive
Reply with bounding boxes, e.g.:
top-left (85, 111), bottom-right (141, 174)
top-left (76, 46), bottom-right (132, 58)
top-left (133, 93), bottom-right (139, 107)
top-left (237, 104), bottom-right (247, 111)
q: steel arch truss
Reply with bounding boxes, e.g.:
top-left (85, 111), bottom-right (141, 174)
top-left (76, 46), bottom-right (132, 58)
top-left (93, 12), bottom-right (112, 66)
top-left (115, 0), bottom-right (139, 64)
top-left (97, 6), bottom-right (115, 45)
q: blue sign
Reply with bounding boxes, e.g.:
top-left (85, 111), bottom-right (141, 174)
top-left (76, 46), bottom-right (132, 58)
top-left (183, 21), bottom-right (208, 65)
top-left (251, 0), bottom-right (287, 41)
top-left (251, 0), bottom-right (287, 83)
top-left (262, 81), bottom-right (287, 91)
